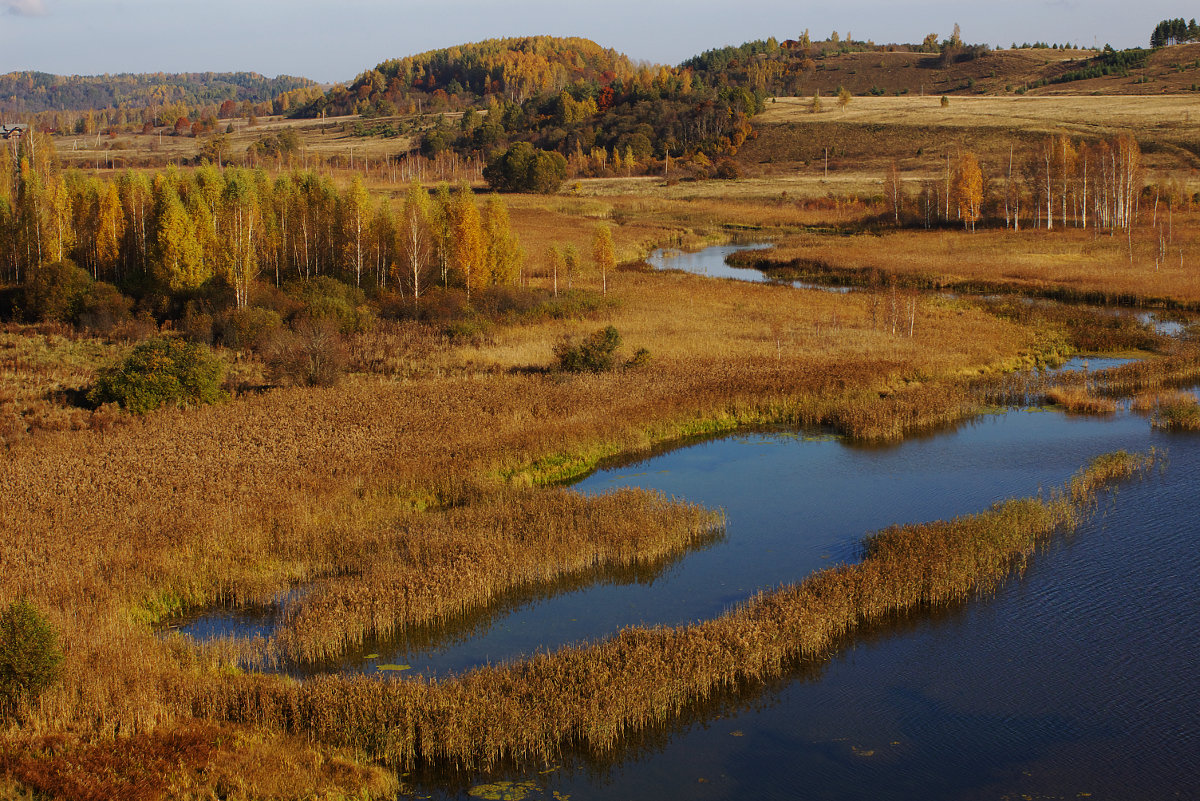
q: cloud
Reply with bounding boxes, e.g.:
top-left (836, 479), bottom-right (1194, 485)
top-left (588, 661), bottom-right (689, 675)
top-left (3, 0), bottom-right (48, 16)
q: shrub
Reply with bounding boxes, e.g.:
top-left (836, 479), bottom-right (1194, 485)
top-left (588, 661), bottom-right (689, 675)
top-left (554, 325), bottom-right (622, 373)
top-left (76, 282), bottom-right (133, 333)
top-left (88, 337), bottom-right (228, 414)
top-left (285, 276), bottom-right (374, 334)
top-left (483, 141), bottom-right (568, 193)
top-left (267, 315), bottom-right (347, 387)
top-left (217, 306), bottom-right (283, 353)
top-left (714, 158), bottom-right (743, 180)
top-left (21, 260), bottom-right (93, 323)
top-left (181, 301), bottom-right (214, 345)
top-left (0, 600), bottom-right (63, 713)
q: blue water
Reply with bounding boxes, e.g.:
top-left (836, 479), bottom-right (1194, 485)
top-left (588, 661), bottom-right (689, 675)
top-left (648, 242), bottom-right (776, 282)
top-left (409, 409), bottom-right (1199, 801)
top-left (172, 387), bottom-right (1200, 799)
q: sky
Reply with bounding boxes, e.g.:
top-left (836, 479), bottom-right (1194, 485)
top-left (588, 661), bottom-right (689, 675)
top-left (0, 0), bottom-right (1188, 84)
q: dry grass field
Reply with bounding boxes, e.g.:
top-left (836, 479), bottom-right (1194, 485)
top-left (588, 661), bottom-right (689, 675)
top-left (750, 223), bottom-right (1200, 307)
top-left (759, 94), bottom-right (1200, 135)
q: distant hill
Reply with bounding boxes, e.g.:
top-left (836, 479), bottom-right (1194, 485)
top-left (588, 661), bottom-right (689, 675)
top-left (296, 36), bottom-right (758, 175)
top-left (0, 71), bottom-right (319, 115)
top-left (297, 36), bottom-right (640, 118)
top-left (684, 38), bottom-right (1200, 99)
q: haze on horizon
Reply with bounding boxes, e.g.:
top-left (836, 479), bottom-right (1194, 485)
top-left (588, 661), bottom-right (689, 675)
top-left (0, 0), bottom-right (1185, 84)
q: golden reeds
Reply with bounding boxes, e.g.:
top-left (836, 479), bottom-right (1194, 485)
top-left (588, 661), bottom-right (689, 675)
top-left (189, 451), bottom-right (1154, 772)
top-left (261, 488), bottom-right (721, 665)
top-left (1045, 386), bottom-right (1119, 414)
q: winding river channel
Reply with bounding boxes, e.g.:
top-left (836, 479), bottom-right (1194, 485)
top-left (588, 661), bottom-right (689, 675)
top-left (179, 243), bottom-right (1200, 800)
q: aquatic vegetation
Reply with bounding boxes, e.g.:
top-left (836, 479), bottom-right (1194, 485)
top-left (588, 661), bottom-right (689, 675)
top-left (1150, 392), bottom-right (1200, 430)
top-left (1045, 386), bottom-right (1118, 414)
top-left (189, 451), bottom-right (1154, 773)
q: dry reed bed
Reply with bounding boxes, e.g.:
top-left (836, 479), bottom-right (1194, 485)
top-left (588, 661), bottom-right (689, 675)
top-left (748, 225), bottom-right (1200, 308)
top-left (1146, 391), bottom-right (1200, 430)
top-left (0, 270), bottom-right (1040, 739)
top-left (1045, 386), bottom-right (1119, 414)
top-left (0, 722), bottom-right (398, 801)
top-left (978, 344), bottom-right (1200, 408)
top-left (188, 450), bottom-right (1155, 772)
top-left (0, 329), bottom-right (126, 446)
top-left (255, 488), bottom-right (721, 665)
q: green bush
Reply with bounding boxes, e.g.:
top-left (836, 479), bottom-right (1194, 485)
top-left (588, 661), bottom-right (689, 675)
top-left (22, 260), bottom-right (93, 323)
top-left (554, 325), bottom-right (622, 373)
top-left (484, 141), bottom-right (568, 193)
top-left (88, 336), bottom-right (227, 414)
top-left (285, 276), bottom-right (374, 334)
top-left (218, 305), bottom-right (283, 352)
top-left (0, 600), bottom-right (63, 712)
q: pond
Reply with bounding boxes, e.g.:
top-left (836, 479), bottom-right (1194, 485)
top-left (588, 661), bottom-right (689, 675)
top-left (173, 394), bottom-right (1199, 799)
top-left (648, 241), bottom-right (854, 293)
top-left (410, 406), bottom-right (1197, 801)
top-left (177, 406), bottom-right (1152, 678)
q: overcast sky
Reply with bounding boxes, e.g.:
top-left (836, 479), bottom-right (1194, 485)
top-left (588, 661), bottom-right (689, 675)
top-left (0, 0), bottom-right (1185, 83)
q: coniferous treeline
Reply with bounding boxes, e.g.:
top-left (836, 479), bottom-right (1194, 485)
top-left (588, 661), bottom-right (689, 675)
top-left (0, 133), bottom-right (523, 322)
top-left (0, 71), bottom-right (318, 116)
top-left (1150, 18), bottom-right (1200, 48)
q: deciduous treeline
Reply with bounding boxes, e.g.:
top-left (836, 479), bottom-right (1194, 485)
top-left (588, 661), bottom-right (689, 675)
top-left (0, 133), bottom-right (522, 310)
top-left (888, 134), bottom-right (1146, 235)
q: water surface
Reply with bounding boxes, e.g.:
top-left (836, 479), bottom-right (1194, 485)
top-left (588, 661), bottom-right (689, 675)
top-left (408, 410), bottom-right (1198, 801)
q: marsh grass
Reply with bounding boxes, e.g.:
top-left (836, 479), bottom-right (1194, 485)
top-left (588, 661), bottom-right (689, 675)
top-left (0, 328), bottom-right (126, 446)
top-left (1148, 391), bottom-right (1200, 429)
top-left (1045, 386), bottom-right (1119, 414)
top-left (190, 451), bottom-right (1154, 772)
top-left (0, 722), bottom-right (397, 801)
top-left (246, 488), bottom-right (721, 666)
top-left (747, 225), bottom-right (1200, 309)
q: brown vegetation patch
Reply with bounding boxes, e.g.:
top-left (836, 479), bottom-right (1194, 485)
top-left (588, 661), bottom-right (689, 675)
top-left (0, 723), bottom-right (395, 801)
top-left (188, 451), bottom-right (1154, 772)
top-left (750, 225), bottom-right (1200, 308)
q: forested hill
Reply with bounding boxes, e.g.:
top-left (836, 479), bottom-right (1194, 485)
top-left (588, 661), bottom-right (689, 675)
top-left (295, 35), bottom-right (760, 173)
top-left (0, 71), bottom-right (318, 115)
top-left (297, 36), bottom-right (640, 118)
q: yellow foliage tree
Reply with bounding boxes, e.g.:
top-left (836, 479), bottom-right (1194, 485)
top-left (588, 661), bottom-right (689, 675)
top-left (482, 195), bottom-right (522, 287)
top-left (451, 185), bottom-right (486, 301)
top-left (592, 224), bottom-right (615, 295)
top-left (953, 151), bottom-right (984, 231)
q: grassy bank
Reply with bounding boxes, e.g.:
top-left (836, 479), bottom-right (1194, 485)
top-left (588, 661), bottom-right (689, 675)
top-left (739, 226), bottom-right (1200, 309)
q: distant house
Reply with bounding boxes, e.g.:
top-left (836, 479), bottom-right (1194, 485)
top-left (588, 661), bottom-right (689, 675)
top-left (0, 124), bottom-right (26, 140)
